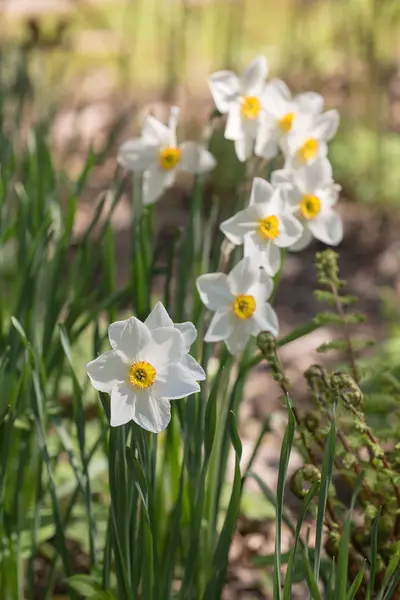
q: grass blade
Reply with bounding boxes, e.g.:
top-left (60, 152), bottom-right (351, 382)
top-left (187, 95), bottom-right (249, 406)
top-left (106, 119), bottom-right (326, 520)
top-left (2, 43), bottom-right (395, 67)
top-left (283, 481), bottom-right (319, 599)
top-left (347, 562), bottom-right (366, 600)
top-left (202, 412), bottom-right (242, 600)
top-left (335, 473), bottom-right (364, 599)
top-left (273, 399), bottom-right (295, 600)
top-left (366, 507), bottom-right (382, 599)
top-left (314, 417), bottom-right (336, 581)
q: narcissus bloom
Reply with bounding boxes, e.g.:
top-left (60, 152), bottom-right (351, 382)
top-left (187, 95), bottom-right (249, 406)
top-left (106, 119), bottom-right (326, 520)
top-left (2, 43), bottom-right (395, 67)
top-left (208, 56), bottom-right (268, 162)
top-left (220, 178), bottom-right (303, 275)
top-left (86, 305), bottom-right (202, 432)
top-left (255, 80), bottom-right (325, 160)
top-left (118, 106), bottom-right (216, 205)
top-left (272, 157), bottom-right (343, 250)
top-left (197, 257), bottom-right (278, 355)
top-left (284, 109), bottom-right (339, 168)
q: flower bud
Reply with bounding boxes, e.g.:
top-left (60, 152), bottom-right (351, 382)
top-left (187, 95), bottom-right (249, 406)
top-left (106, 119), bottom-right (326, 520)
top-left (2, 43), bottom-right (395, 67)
top-left (290, 465), bottom-right (321, 499)
top-left (330, 372), bottom-right (363, 407)
top-left (256, 331), bottom-right (276, 358)
top-left (316, 249), bottom-right (340, 287)
top-left (325, 531), bottom-right (340, 558)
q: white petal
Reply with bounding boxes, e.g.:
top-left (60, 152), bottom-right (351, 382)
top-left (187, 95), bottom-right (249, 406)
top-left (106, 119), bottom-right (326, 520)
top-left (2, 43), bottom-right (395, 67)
top-left (261, 88), bottom-right (291, 125)
top-left (117, 138), bottom-right (158, 171)
top-left (260, 268), bottom-right (274, 298)
top-left (225, 103), bottom-right (244, 141)
top-left (86, 351), bottom-right (127, 393)
top-left (266, 78), bottom-right (292, 102)
top-left (255, 126), bottom-right (279, 160)
top-left (168, 106), bottom-right (180, 145)
top-left (240, 56), bottom-right (268, 95)
top-left (110, 382), bottom-right (135, 427)
top-left (278, 164), bottom-right (308, 196)
top-left (220, 206), bottom-right (259, 244)
top-left (234, 136), bottom-right (254, 162)
top-left (289, 227), bottom-right (313, 251)
top-left (141, 327), bottom-right (185, 370)
top-left (132, 389), bottom-right (171, 433)
top-left (309, 211), bottom-right (343, 246)
top-left (294, 92), bottom-right (324, 115)
top-left (183, 354), bottom-right (206, 381)
top-left (244, 232), bottom-right (281, 276)
top-left (142, 164), bottom-right (175, 206)
top-left (271, 168), bottom-right (295, 187)
top-left (283, 186), bottom-right (302, 210)
top-left (179, 142), bottom-right (217, 174)
top-left (205, 310), bottom-right (235, 342)
top-left (253, 303), bottom-right (279, 336)
top-left (263, 186), bottom-right (286, 215)
top-left (249, 177), bottom-right (274, 206)
top-left (275, 213), bottom-right (303, 248)
top-left (225, 322), bottom-right (250, 355)
top-left (208, 70), bottom-right (241, 113)
top-left (301, 156), bottom-right (333, 193)
top-left (145, 302), bottom-right (173, 331)
top-left (320, 183), bottom-right (341, 208)
top-left (227, 256), bottom-right (259, 295)
top-left (174, 322), bottom-right (197, 352)
top-left (314, 110), bottom-right (339, 141)
top-left (196, 273), bottom-right (234, 311)
top-left (154, 363), bottom-right (200, 399)
top-left (108, 319), bottom-right (129, 349)
top-left (248, 270), bottom-right (274, 303)
top-left (142, 115), bottom-right (171, 145)
top-left (108, 317), bottom-right (151, 362)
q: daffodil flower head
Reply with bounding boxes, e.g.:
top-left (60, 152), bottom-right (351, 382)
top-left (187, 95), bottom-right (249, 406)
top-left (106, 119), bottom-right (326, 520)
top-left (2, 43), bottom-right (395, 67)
top-left (86, 302), bottom-right (203, 433)
top-left (284, 109), bottom-right (340, 168)
top-left (272, 156), bottom-right (343, 251)
top-left (219, 178), bottom-right (303, 275)
top-left (208, 56), bottom-right (268, 162)
top-left (196, 257), bottom-right (279, 355)
top-left (117, 106), bottom-right (216, 205)
top-left (255, 79), bottom-right (325, 160)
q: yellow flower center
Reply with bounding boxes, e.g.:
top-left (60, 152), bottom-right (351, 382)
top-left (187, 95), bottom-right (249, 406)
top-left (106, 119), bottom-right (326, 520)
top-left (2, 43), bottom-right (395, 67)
top-left (279, 112), bottom-right (294, 133)
top-left (129, 361), bottom-right (156, 389)
top-left (232, 294), bottom-right (256, 320)
top-left (257, 215), bottom-right (280, 240)
top-left (299, 194), bottom-right (321, 220)
top-left (159, 146), bottom-right (181, 170)
top-left (241, 96), bottom-right (261, 120)
top-left (297, 137), bottom-right (318, 162)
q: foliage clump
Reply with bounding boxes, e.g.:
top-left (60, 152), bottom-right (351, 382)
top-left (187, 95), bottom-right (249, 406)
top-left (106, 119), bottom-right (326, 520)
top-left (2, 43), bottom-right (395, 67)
top-left (257, 250), bottom-right (400, 598)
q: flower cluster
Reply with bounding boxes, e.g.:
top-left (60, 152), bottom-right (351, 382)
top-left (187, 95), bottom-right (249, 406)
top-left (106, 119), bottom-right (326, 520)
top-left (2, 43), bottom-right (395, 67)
top-left (87, 55), bottom-right (344, 432)
top-left (201, 56), bottom-right (343, 352)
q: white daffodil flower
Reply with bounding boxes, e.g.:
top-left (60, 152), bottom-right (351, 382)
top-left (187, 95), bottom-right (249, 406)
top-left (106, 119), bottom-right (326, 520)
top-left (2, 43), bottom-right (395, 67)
top-left (271, 157), bottom-right (343, 251)
top-left (196, 257), bottom-right (278, 355)
top-left (208, 56), bottom-right (268, 162)
top-left (220, 178), bottom-right (303, 275)
top-left (118, 106), bottom-right (216, 205)
top-left (255, 79), bottom-right (325, 160)
top-left (284, 109), bottom-right (339, 169)
top-left (86, 309), bottom-right (201, 433)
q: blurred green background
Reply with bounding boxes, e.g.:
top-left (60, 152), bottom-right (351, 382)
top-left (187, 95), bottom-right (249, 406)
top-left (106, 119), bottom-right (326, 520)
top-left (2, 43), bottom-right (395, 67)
top-left (1, 0), bottom-right (400, 205)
